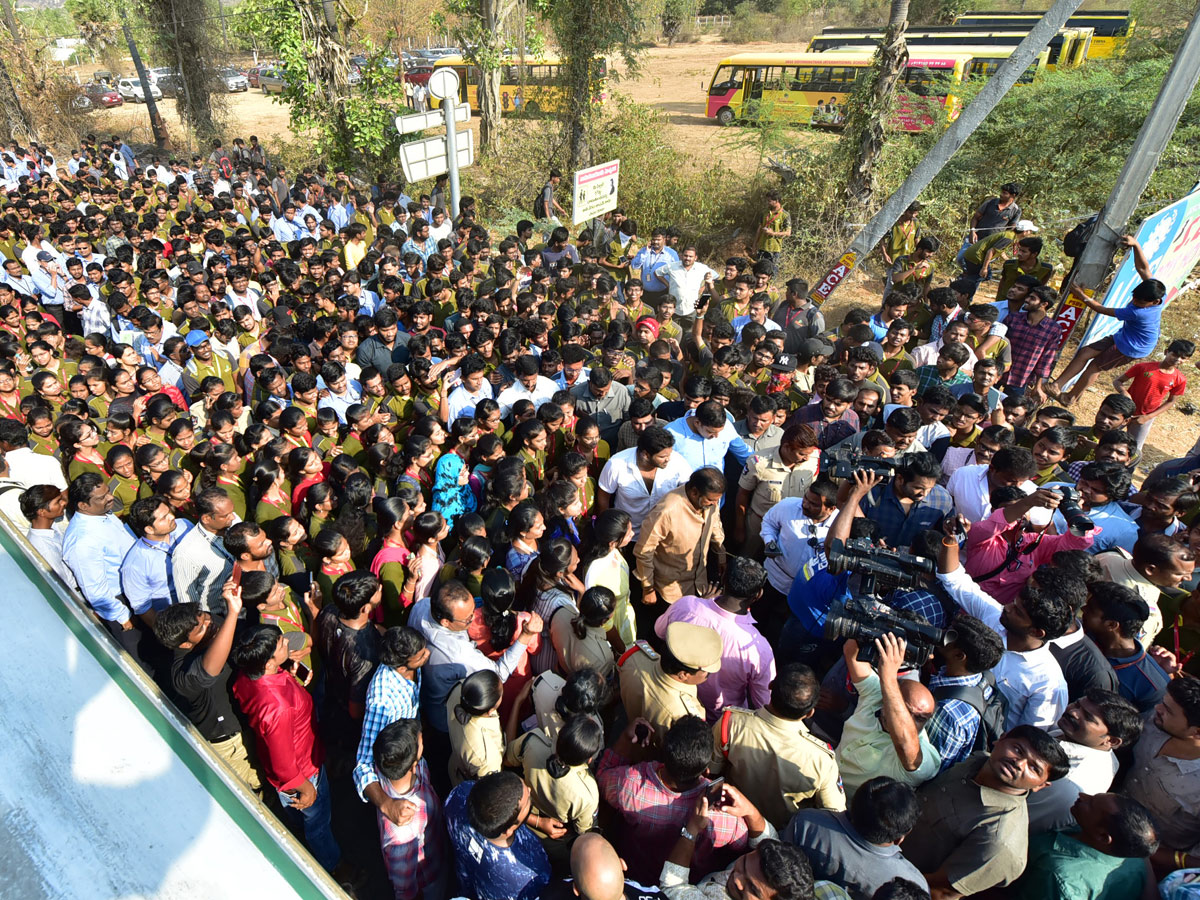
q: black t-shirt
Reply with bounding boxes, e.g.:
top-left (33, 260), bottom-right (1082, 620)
top-left (974, 197), bottom-right (1021, 238)
top-left (169, 639), bottom-right (239, 742)
top-left (1049, 631), bottom-right (1119, 701)
top-left (315, 604), bottom-right (380, 711)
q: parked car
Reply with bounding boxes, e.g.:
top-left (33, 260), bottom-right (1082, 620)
top-left (83, 82), bottom-right (123, 108)
top-left (217, 66), bottom-right (249, 92)
top-left (147, 66), bottom-right (173, 85)
top-left (156, 72), bottom-right (182, 98)
top-left (246, 65), bottom-right (271, 88)
top-left (117, 77), bottom-right (162, 103)
top-left (402, 65), bottom-right (433, 86)
top-left (259, 67), bottom-right (287, 94)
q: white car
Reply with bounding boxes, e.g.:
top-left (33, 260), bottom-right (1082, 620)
top-left (117, 77), bottom-right (162, 103)
top-left (217, 67), bottom-right (249, 92)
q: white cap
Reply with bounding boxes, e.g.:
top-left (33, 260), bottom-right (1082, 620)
top-left (1015, 219), bottom-right (1039, 233)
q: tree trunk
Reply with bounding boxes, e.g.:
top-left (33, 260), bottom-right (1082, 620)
top-left (0, 55), bottom-right (35, 143)
top-left (479, 65), bottom-right (502, 149)
top-left (295, 0), bottom-right (353, 162)
top-left (843, 0), bottom-right (909, 212)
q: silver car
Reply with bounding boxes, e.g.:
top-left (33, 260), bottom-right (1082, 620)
top-left (259, 67), bottom-right (286, 94)
top-left (218, 67), bottom-right (249, 92)
top-left (117, 77), bottom-right (162, 103)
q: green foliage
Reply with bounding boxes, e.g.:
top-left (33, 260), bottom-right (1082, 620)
top-left (776, 52), bottom-right (1200, 280)
top-left (234, 0), bottom-right (412, 172)
top-left (462, 95), bottom-right (755, 254)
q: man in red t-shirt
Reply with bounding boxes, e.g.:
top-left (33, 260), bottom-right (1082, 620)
top-left (1114, 338), bottom-right (1195, 451)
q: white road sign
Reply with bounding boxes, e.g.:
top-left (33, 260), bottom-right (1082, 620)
top-left (572, 159), bottom-right (620, 225)
top-left (399, 129), bottom-right (475, 183)
top-left (395, 105), bottom-right (469, 135)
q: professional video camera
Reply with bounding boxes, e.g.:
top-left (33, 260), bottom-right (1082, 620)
top-left (822, 538), bottom-right (957, 667)
top-left (819, 447), bottom-right (898, 481)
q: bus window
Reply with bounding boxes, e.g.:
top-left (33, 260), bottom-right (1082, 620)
top-left (465, 66), bottom-right (479, 86)
top-left (903, 67), bottom-right (937, 96)
top-left (830, 66), bottom-right (861, 86)
top-left (502, 65), bottom-right (521, 83)
top-left (794, 65), bottom-right (816, 87)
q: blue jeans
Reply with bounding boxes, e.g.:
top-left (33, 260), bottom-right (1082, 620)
top-left (278, 766), bottom-right (341, 872)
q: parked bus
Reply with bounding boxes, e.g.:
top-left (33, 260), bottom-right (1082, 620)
top-left (705, 52), bottom-right (973, 130)
top-left (954, 10), bottom-right (1135, 57)
top-left (808, 27), bottom-right (1093, 68)
top-left (826, 44), bottom-right (1050, 83)
top-left (429, 54), bottom-right (607, 115)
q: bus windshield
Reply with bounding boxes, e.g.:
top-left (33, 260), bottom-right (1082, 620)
top-left (710, 66), bottom-right (743, 94)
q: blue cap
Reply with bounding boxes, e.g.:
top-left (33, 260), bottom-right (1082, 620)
top-left (185, 330), bottom-right (209, 347)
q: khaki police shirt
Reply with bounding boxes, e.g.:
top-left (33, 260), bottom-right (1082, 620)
top-left (445, 680), bottom-right (503, 787)
top-left (504, 729), bottom-right (599, 836)
top-left (738, 448), bottom-right (816, 519)
top-left (710, 706), bottom-right (845, 829)
top-left (619, 642), bottom-right (705, 752)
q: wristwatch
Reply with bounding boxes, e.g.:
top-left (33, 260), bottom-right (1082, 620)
top-left (679, 826), bottom-right (697, 842)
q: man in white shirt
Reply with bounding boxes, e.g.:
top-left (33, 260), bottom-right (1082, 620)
top-left (596, 425), bottom-right (693, 539)
top-left (445, 354), bottom-right (494, 422)
top-left (1027, 690), bottom-right (1139, 833)
top-left (495, 354), bottom-right (557, 419)
top-left (945, 448), bottom-right (1037, 524)
top-left (657, 246), bottom-right (716, 323)
top-left (316, 362), bottom-right (363, 424)
top-left (937, 523), bottom-right (1071, 731)
top-left (0, 419), bottom-right (66, 490)
top-left (759, 480), bottom-right (838, 597)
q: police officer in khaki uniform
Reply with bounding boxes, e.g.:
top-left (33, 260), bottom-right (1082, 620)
top-left (710, 661), bottom-right (845, 829)
top-left (618, 621), bottom-right (721, 758)
top-left (446, 672), bottom-right (504, 787)
top-left (733, 422), bottom-right (819, 556)
top-left (504, 715), bottom-right (603, 866)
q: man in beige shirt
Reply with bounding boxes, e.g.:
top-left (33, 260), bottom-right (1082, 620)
top-left (1096, 533), bottom-right (1195, 643)
top-left (733, 423), bottom-right (819, 556)
top-left (710, 661), bottom-right (845, 829)
top-left (634, 467), bottom-right (727, 606)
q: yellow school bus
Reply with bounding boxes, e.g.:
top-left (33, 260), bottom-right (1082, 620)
top-left (808, 27), bottom-right (1092, 69)
top-left (953, 10), bottom-right (1135, 58)
top-left (831, 44), bottom-right (1050, 83)
top-left (705, 51), bottom-right (973, 131)
top-left (429, 54), bottom-right (608, 115)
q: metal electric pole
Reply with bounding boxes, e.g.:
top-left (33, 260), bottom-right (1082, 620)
top-left (1060, 6), bottom-right (1200, 302)
top-left (808, 0), bottom-right (1086, 306)
top-left (119, 6), bottom-right (169, 150)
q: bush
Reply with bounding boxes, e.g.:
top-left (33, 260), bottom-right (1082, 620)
top-left (462, 95), bottom-right (758, 255)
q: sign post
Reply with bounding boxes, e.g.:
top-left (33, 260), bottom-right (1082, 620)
top-left (395, 67), bottom-right (473, 217)
top-left (572, 159), bottom-right (620, 225)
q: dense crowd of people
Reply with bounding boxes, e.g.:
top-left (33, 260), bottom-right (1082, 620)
top-left (5, 134), bottom-right (1200, 900)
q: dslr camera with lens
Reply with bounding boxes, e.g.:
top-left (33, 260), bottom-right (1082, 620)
top-left (1055, 485), bottom-right (1094, 533)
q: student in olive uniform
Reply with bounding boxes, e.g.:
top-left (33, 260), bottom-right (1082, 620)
top-left (446, 669), bottom-right (504, 787)
top-left (617, 621), bottom-right (721, 757)
top-left (710, 661), bottom-right (845, 830)
top-left (505, 715), bottom-right (604, 867)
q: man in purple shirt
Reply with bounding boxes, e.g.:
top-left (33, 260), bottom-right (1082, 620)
top-left (654, 556), bottom-right (775, 722)
top-left (787, 376), bottom-right (860, 449)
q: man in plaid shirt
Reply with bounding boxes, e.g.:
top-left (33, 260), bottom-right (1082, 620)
top-left (913, 343), bottom-right (972, 396)
top-left (71, 283), bottom-right (113, 340)
top-left (1004, 286), bottom-right (1061, 399)
top-left (925, 615), bottom-right (1006, 771)
top-left (372, 718), bottom-right (448, 900)
top-left (353, 627), bottom-right (429, 821)
top-left (598, 715), bottom-right (749, 884)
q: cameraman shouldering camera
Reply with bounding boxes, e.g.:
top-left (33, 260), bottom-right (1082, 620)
top-left (835, 633), bottom-right (941, 801)
top-left (845, 455), bottom-right (954, 549)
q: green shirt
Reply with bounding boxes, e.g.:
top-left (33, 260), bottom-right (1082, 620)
top-left (1014, 830), bottom-right (1146, 900)
top-left (964, 230), bottom-right (1015, 266)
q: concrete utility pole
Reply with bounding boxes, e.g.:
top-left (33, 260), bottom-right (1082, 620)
top-left (119, 6), bottom-right (170, 150)
top-left (1061, 5), bottom-right (1200, 300)
top-left (808, 0), bottom-right (1086, 306)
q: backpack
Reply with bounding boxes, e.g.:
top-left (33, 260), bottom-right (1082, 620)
top-left (533, 184), bottom-right (549, 220)
top-left (1063, 215), bottom-right (1097, 258)
top-left (216, 151), bottom-right (233, 181)
top-left (932, 669), bottom-right (1008, 753)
